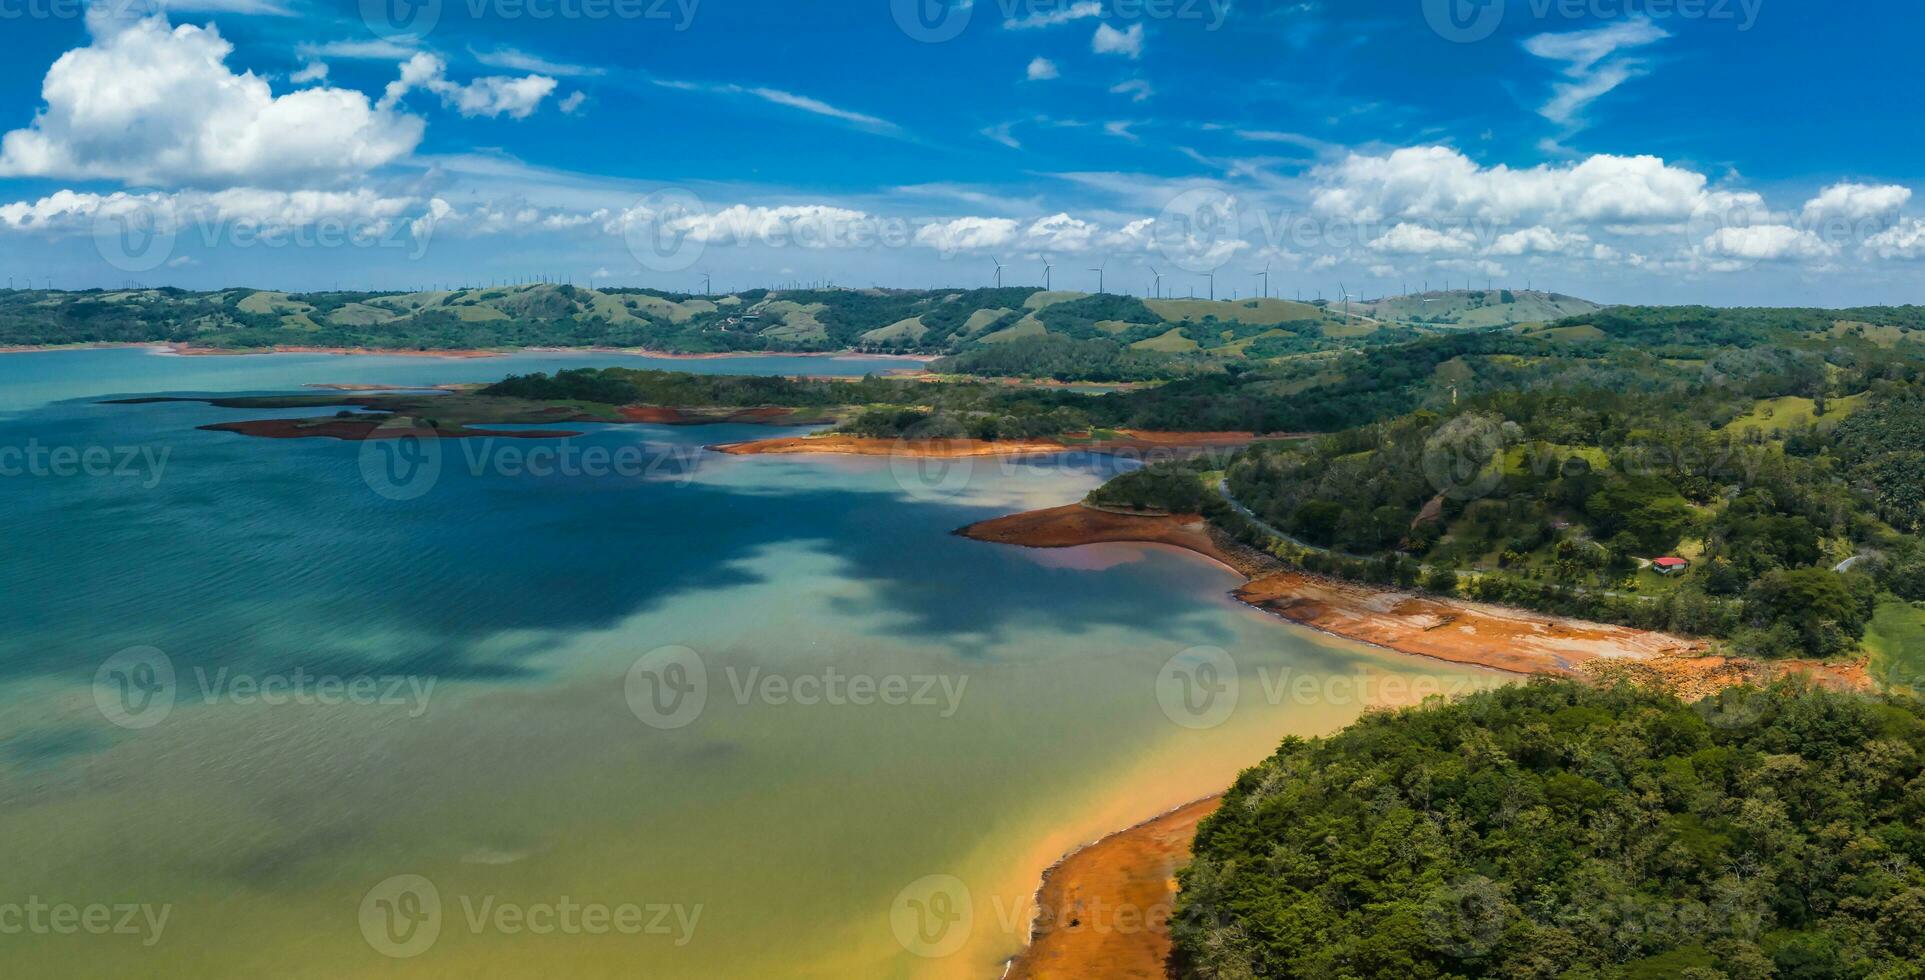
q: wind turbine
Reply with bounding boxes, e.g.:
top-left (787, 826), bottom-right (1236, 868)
top-left (1149, 266), bottom-right (1163, 299)
top-left (1205, 269), bottom-right (1216, 301)
top-left (991, 256), bottom-right (1004, 289)
top-left (1089, 257), bottom-right (1107, 294)
top-left (1339, 283), bottom-right (1352, 322)
top-left (1257, 263), bottom-right (1270, 299)
top-left (701, 272), bottom-right (712, 296)
top-left (1043, 258), bottom-right (1053, 291)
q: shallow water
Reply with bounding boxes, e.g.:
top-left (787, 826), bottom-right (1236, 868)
top-left (0, 349), bottom-right (1504, 977)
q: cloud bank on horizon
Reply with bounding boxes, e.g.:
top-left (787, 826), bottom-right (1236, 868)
top-left (0, 0), bottom-right (1918, 304)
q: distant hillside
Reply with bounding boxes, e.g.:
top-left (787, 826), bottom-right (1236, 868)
top-left (1350, 289), bottom-right (1602, 328)
top-left (0, 284), bottom-right (1416, 365)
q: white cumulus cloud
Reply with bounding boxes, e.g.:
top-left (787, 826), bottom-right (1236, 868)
top-left (1006, 1), bottom-right (1101, 29)
top-left (1700, 224), bottom-right (1836, 262)
top-left (1802, 182), bottom-right (1912, 224)
top-left (1488, 226), bottom-right (1591, 256)
top-left (1310, 146), bottom-right (1762, 229)
top-left (915, 217), bottom-right (1020, 252)
top-left (381, 53), bottom-right (558, 120)
top-left (1369, 223), bottom-right (1477, 255)
top-left (1093, 23), bottom-right (1144, 58)
top-left (0, 11), bottom-right (422, 186)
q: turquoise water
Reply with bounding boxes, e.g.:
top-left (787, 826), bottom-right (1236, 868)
top-left (0, 349), bottom-right (1503, 977)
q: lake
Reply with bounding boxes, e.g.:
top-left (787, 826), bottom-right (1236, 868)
top-left (0, 348), bottom-right (1503, 977)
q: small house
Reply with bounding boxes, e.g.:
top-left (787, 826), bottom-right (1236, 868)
top-left (1652, 557), bottom-right (1690, 576)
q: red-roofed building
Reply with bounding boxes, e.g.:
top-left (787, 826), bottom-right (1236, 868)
top-left (1653, 557), bottom-right (1691, 575)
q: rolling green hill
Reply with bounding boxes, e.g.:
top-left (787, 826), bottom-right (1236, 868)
top-left (0, 283), bottom-right (1412, 375)
top-left (1352, 288), bottom-right (1601, 328)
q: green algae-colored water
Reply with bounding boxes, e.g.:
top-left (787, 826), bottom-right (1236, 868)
top-left (0, 349), bottom-right (1504, 977)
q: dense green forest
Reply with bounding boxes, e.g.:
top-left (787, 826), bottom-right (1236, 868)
top-left (1175, 680), bottom-right (1925, 980)
top-left (481, 366), bottom-right (1111, 439)
top-left (1061, 304), bottom-right (1925, 660)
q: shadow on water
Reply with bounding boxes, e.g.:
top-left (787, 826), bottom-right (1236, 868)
top-left (0, 399), bottom-right (1243, 686)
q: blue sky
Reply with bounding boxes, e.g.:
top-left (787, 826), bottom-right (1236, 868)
top-left (0, 0), bottom-right (1920, 305)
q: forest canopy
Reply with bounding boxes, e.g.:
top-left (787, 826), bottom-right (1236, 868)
top-left (1176, 680), bottom-right (1925, 980)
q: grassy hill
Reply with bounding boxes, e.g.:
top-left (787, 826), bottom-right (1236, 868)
top-left (1352, 289), bottom-right (1601, 328)
top-left (0, 283), bottom-right (1411, 373)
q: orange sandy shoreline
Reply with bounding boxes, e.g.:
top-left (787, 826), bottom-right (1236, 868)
top-left (958, 503), bottom-right (1871, 697)
top-left (972, 501), bottom-right (1874, 980)
top-left (1004, 796), bottom-right (1221, 980)
top-left (712, 431), bottom-right (1257, 459)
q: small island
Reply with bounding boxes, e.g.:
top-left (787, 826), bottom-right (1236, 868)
top-left (144, 366), bottom-right (1269, 458)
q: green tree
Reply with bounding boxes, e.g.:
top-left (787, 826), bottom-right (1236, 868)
top-left (1743, 567), bottom-right (1875, 657)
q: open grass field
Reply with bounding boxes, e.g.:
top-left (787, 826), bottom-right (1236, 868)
top-left (1130, 327), bottom-right (1201, 352)
top-left (1523, 323), bottom-right (1608, 342)
top-left (1146, 297), bottom-right (1325, 326)
top-left (1720, 392), bottom-right (1870, 435)
top-left (1866, 599), bottom-right (1925, 694)
top-left (979, 313), bottom-right (1048, 344)
top-left (1358, 290), bottom-right (1600, 329)
top-left (1831, 320), bottom-right (1924, 348)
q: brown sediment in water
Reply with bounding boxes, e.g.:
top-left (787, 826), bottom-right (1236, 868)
top-left (713, 435), bottom-right (1071, 458)
top-left (1004, 797), bottom-right (1221, 980)
top-left (4, 342), bottom-right (936, 363)
top-left (198, 419), bottom-right (578, 441)
top-left (166, 344), bottom-right (508, 358)
top-left (712, 430), bottom-right (1258, 459)
top-left (617, 405), bottom-right (825, 425)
